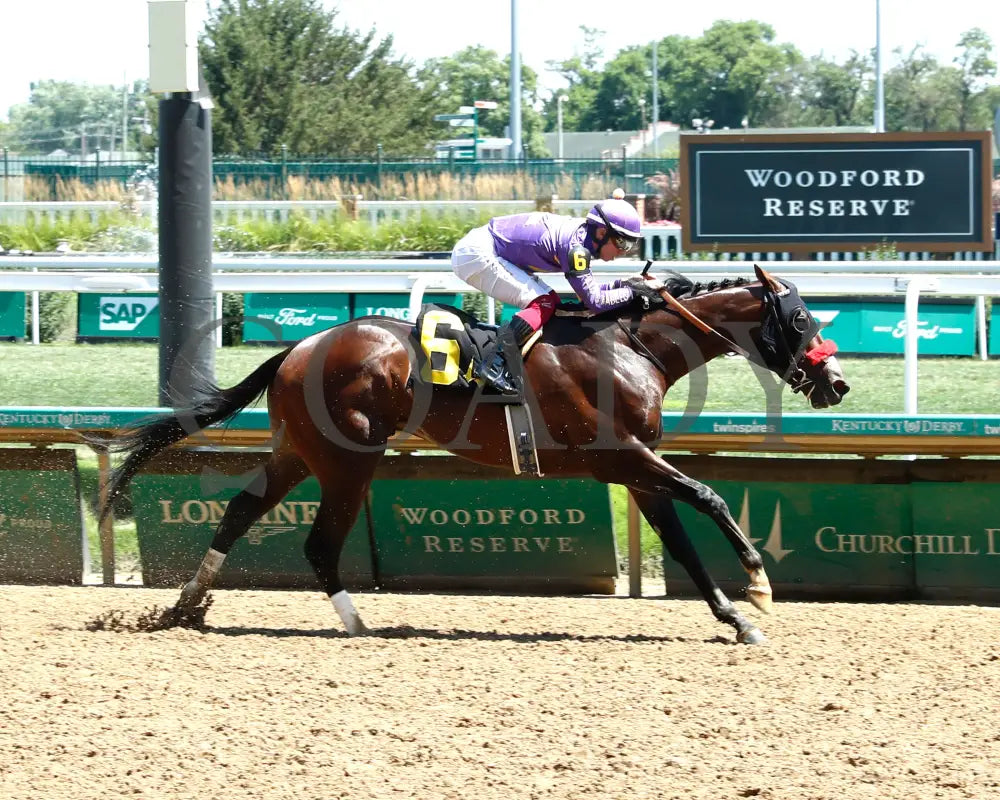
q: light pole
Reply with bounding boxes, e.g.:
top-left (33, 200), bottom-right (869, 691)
top-left (874, 0), bottom-right (885, 132)
top-left (638, 97), bottom-right (647, 152)
top-left (557, 94), bottom-right (567, 160)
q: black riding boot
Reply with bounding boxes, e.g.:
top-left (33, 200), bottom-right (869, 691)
top-left (475, 316), bottom-right (535, 396)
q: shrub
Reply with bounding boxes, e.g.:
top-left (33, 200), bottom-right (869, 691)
top-left (36, 292), bottom-right (76, 342)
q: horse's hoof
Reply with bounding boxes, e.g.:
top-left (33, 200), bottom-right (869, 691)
top-left (746, 584), bottom-right (774, 614)
top-left (737, 627), bottom-right (767, 645)
top-left (176, 581), bottom-right (204, 611)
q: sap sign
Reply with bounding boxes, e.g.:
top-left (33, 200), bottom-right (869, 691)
top-left (78, 294), bottom-right (160, 339)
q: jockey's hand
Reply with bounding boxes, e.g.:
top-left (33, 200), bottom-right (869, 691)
top-left (624, 275), bottom-right (665, 301)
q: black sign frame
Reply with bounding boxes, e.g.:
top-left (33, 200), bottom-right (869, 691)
top-left (680, 131), bottom-right (994, 252)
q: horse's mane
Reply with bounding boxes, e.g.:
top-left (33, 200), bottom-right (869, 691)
top-left (662, 271), bottom-right (752, 299)
top-left (568, 271), bottom-right (753, 322)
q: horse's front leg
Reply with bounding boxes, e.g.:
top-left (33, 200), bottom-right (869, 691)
top-left (629, 489), bottom-right (765, 644)
top-left (596, 446), bottom-right (773, 611)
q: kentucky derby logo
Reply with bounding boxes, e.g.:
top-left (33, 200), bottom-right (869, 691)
top-left (737, 488), bottom-right (794, 563)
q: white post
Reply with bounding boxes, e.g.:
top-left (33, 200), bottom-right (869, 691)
top-left (487, 295), bottom-right (496, 325)
top-left (216, 291), bottom-right (224, 348)
top-left (903, 278), bottom-right (937, 414)
top-left (31, 267), bottom-right (40, 345)
top-left (408, 276), bottom-right (430, 322)
top-left (975, 295), bottom-right (988, 360)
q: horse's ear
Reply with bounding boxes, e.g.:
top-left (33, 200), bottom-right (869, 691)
top-left (753, 264), bottom-right (783, 293)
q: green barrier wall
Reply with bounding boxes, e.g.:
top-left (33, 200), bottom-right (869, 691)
top-left (130, 451), bottom-right (373, 589)
top-left (353, 293), bottom-right (462, 321)
top-left (128, 452), bottom-right (617, 593)
top-left (243, 292), bottom-right (351, 343)
top-left (0, 292), bottom-right (25, 339)
top-left (808, 299), bottom-right (976, 355)
top-left (990, 303), bottom-right (1000, 356)
top-left (78, 293), bottom-right (160, 340)
top-left (910, 483), bottom-right (1000, 593)
top-left (368, 473), bottom-right (617, 592)
top-left (0, 449), bottom-right (83, 584)
top-left (659, 458), bottom-right (1000, 601)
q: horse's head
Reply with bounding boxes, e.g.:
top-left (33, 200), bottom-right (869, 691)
top-left (751, 265), bottom-right (849, 409)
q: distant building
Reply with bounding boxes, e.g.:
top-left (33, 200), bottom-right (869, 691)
top-left (543, 124), bottom-right (883, 160)
top-left (434, 137), bottom-right (513, 161)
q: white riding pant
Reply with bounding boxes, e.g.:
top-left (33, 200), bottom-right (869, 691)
top-left (451, 224), bottom-right (553, 309)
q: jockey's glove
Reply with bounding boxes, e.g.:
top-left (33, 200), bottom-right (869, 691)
top-left (624, 276), bottom-right (665, 309)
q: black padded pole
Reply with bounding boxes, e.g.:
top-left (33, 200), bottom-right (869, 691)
top-left (157, 92), bottom-right (215, 406)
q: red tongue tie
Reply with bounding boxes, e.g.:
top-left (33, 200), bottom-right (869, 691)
top-left (804, 339), bottom-right (838, 366)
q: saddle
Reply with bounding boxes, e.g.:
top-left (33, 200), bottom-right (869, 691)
top-left (410, 303), bottom-right (544, 477)
top-left (410, 303), bottom-right (541, 393)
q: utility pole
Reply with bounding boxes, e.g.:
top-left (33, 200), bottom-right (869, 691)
top-left (122, 74), bottom-right (129, 160)
top-left (874, 0), bottom-right (885, 132)
top-left (509, 0), bottom-right (522, 160)
top-left (651, 41), bottom-right (659, 156)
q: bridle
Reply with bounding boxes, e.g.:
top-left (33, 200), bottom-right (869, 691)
top-left (619, 263), bottom-right (837, 393)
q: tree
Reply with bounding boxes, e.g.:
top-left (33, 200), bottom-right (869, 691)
top-left (572, 22), bottom-right (802, 133)
top-left (796, 52), bottom-right (872, 127)
top-left (418, 46), bottom-right (548, 157)
top-left (200, 0), bottom-right (439, 156)
top-left (542, 26), bottom-right (606, 133)
top-left (882, 46), bottom-right (958, 131)
top-left (953, 28), bottom-right (997, 130)
top-left (3, 80), bottom-right (151, 155)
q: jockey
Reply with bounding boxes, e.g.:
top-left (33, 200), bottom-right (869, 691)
top-left (451, 188), bottom-right (650, 395)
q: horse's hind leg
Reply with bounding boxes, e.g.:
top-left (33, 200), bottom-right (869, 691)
top-left (303, 452), bottom-right (383, 635)
top-left (629, 489), bottom-right (765, 645)
top-left (176, 448), bottom-right (310, 611)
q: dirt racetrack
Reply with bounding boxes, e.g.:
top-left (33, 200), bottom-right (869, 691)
top-left (1, 585), bottom-right (998, 800)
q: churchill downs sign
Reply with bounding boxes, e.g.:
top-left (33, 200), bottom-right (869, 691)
top-left (680, 131), bottom-right (994, 252)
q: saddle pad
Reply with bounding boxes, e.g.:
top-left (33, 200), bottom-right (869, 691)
top-left (411, 303), bottom-right (496, 390)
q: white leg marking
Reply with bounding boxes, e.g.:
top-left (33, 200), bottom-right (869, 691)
top-left (746, 567), bottom-right (774, 614)
top-left (179, 548), bottom-right (226, 607)
top-left (331, 590), bottom-right (368, 635)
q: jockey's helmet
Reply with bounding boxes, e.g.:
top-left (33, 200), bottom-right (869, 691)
top-left (586, 190), bottom-right (642, 253)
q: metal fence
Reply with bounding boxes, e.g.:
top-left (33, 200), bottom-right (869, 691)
top-left (3, 151), bottom-right (680, 199)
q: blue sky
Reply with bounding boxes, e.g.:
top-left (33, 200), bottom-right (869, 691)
top-left (1, 0), bottom-right (995, 121)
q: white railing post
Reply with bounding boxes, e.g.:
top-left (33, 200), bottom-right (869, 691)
top-left (975, 295), bottom-right (988, 360)
top-left (903, 277), bottom-right (938, 415)
top-left (216, 291), bottom-right (224, 348)
top-left (31, 266), bottom-right (40, 345)
top-left (408, 275), bottom-right (431, 322)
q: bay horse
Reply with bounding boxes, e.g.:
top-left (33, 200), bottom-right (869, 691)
top-left (101, 265), bottom-right (848, 644)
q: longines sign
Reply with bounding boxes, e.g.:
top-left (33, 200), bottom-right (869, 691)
top-left (680, 131), bottom-right (994, 252)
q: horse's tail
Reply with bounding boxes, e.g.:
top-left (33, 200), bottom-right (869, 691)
top-left (98, 346), bottom-right (294, 522)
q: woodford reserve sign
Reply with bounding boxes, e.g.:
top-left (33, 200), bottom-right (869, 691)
top-left (679, 131), bottom-right (994, 252)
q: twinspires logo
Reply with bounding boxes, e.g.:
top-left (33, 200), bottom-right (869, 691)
top-left (99, 297), bottom-right (159, 331)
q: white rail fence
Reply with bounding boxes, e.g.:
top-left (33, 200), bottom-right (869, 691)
top-left (1, 257), bottom-right (998, 412)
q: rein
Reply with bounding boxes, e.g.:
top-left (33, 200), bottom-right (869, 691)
top-left (656, 288), bottom-right (753, 361)
top-left (615, 318), bottom-right (671, 379)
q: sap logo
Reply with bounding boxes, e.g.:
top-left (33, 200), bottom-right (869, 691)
top-left (99, 297), bottom-right (159, 331)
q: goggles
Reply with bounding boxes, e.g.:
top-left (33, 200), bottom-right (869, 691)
top-left (594, 205), bottom-right (639, 253)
